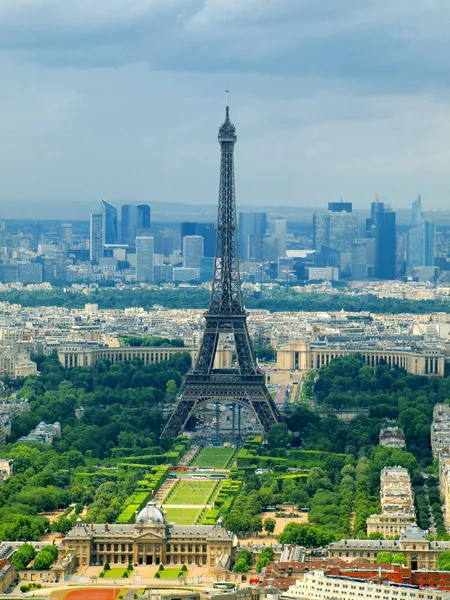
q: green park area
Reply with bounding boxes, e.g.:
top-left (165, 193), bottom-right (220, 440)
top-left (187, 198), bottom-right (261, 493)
top-left (163, 507), bottom-right (202, 524)
top-left (164, 480), bottom-right (217, 505)
top-left (154, 566), bottom-right (188, 579)
top-left (191, 447), bottom-right (235, 469)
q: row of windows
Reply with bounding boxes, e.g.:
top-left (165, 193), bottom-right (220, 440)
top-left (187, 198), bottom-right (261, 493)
top-left (166, 555), bottom-right (207, 565)
top-left (166, 544), bottom-right (207, 553)
top-left (94, 543), bottom-right (133, 552)
top-left (305, 581), bottom-right (439, 599)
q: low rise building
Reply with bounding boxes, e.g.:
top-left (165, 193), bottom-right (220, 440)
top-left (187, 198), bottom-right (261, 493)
top-left (18, 421), bottom-right (61, 444)
top-left (328, 525), bottom-right (450, 570)
top-left (431, 405), bottom-right (450, 530)
top-left (0, 459), bottom-right (13, 482)
top-left (57, 343), bottom-right (232, 370)
top-left (64, 504), bottom-right (234, 569)
top-left (379, 425), bottom-right (406, 450)
top-left (277, 341), bottom-right (444, 376)
top-left (0, 560), bottom-right (14, 594)
top-left (282, 569), bottom-right (450, 600)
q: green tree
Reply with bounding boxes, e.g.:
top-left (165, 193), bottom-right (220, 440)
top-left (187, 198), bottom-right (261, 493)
top-left (376, 552), bottom-right (393, 564)
top-left (165, 380), bottom-right (177, 402)
top-left (439, 552), bottom-right (450, 571)
top-left (10, 544), bottom-right (36, 571)
top-left (391, 553), bottom-right (406, 565)
top-left (33, 547), bottom-right (57, 570)
top-left (263, 518), bottom-right (276, 536)
top-left (233, 558), bottom-right (249, 573)
top-left (251, 516), bottom-right (263, 536)
top-left (277, 523), bottom-right (334, 546)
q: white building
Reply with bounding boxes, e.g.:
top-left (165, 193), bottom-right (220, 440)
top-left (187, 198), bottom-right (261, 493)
top-left (136, 236), bottom-right (154, 282)
top-left (282, 569), bottom-right (449, 600)
top-left (308, 267), bottom-right (339, 281)
top-left (183, 236), bottom-right (204, 269)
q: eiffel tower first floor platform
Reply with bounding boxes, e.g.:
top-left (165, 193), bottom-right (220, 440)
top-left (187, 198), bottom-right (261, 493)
top-left (161, 371), bottom-right (280, 439)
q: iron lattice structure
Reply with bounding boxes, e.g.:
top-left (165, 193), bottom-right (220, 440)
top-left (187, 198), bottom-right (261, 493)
top-left (161, 103), bottom-right (280, 438)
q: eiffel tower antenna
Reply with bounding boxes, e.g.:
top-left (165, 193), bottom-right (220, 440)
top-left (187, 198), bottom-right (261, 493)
top-left (161, 98), bottom-right (280, 439)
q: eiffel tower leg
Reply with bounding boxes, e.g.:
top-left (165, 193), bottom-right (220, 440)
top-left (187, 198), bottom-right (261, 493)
top-left (161, 397), bottom-right (196, 438)
top-left (194, 321), bottom-right (220, 374)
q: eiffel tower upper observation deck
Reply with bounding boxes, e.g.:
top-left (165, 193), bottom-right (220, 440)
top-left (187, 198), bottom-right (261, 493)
top-left (161, 98), bottom-right (280, 439)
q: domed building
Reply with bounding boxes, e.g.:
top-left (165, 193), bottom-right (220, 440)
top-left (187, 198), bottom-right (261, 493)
top-left (64, 502), bottom-right (234, 570)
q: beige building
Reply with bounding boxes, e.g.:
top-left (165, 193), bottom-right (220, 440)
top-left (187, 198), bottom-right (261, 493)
top-left (58, 344), bottom-right (232, 370)
top-left (282, 569), bottom-right (449, 600)
top-left (329, 525), bottom-right (450, 571)
top-left (0, 459), bottom-right (13, 481)
top-left (379, 425), bottom-right (406, 450)
top-left (367, 467), bottom-right (415, 536)
top-left (0, 349), bottom-right (37, 378)
top-left (276, 341), bottom-right (445, 376)
top-left (431, 405), bottom-right (450, 531)
top-left (64, 503), bottom-right (234, 569)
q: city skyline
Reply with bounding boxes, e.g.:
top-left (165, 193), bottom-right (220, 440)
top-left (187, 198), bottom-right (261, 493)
top-left (0, 1), bottom-right (450, 210)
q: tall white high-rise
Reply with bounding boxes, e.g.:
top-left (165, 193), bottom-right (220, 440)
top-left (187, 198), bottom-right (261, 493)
top-left (406, 195), bottom-right (435, 273)
top-left (90, 214), bottom-right (103, 263)
top-left (268, 217), bottom-right (287, 258)
top-left (183, 235), bottom-right (204, 268)
top-left (136, 236), bottom-right (154, 282)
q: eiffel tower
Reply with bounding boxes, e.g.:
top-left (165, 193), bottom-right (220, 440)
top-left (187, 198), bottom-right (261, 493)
top-left (161, 97), bottom-right (280, 439)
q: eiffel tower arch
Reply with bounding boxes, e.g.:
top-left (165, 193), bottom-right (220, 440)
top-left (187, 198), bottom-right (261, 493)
top-left (161, 98), bottom-right (280, 439)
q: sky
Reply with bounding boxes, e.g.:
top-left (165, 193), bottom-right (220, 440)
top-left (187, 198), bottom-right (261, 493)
top-left (1, 0), bottom-right (450, 213)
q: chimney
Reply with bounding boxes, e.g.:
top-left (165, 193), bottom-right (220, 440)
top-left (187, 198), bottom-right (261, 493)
top-left (105, 523), bottom-right (109, 533)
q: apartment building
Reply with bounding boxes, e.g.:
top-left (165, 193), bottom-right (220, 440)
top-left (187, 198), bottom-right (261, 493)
top-left (380, 425), bottom-right (406, 450)
top-left (367, 467), bottom-right (415, 536)
top-left (282, 569), bottom-right (450, 600)
top-left (431, 405), bottom-right (450, 530)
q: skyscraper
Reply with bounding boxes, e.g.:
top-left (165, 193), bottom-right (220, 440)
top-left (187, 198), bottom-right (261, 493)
top-left (101, 199), bottom-right (118, 245)
top-left (59, 223), bottom-right (72, 246)
top-left (406, 195), bottom-right (436, 273)
top-left (181, 223), bottom-right (216, 257)
top-left (368, 200), bottom-right (396, 280)
top-left (121, 204), bottom-right (151, 246)
top-left (90, 214), bottom-right (103, 263)
top-left (136, 236), bottom-right (154, 282)
top-left (268, 217), bottom-right (287, 258)
top-left (351, 239), bottom-right (369, 280)
top-left (238, 212), bottom-right (267, 260)
top-left (183, 235), bottom-right (204, 268)
top-left (313, 204), bottom-right (358, 253)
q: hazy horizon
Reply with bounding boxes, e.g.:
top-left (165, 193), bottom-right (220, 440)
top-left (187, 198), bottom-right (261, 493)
top-left (1, 1), bottom-right (450, 210)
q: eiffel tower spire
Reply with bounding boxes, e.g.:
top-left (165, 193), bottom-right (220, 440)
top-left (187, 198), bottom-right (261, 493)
top-left (161, 98), bottom-right (280, 439)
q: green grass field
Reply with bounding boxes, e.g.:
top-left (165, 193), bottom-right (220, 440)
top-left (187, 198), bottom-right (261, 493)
top-left (162, 507), bottom-right (201, 524)
top-left (102, 568), bottom-right (128, 579)
top-left (192, 447), bottom-right (235, 469)
top-left (154, 567), bottom-right (189, 579)
top-left (165, 480), bottom-right (216, 505)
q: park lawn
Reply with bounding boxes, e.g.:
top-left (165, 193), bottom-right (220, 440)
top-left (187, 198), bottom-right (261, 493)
top-left (193, 447), bottom-right (235, 469)
top-left (165, 480), bottom-right (216, 505)
top-left (103, 568), bottom-right (129, 579)
top-left (162, 507), bottom-right (202, 524)
top-left (155, 567), bottom-right (189, 579)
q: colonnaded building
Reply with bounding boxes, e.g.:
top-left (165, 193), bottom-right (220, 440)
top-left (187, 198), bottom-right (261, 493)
top-left (276, 341), bottom-right (445, 376)
top-left (63, 503), bottom-right (234, 569)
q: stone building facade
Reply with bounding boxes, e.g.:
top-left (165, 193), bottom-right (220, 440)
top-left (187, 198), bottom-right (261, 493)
top-left (276, 341), bottom-right (445, 376)
top-left (367, 466), bottom-right (416, 536)
top-left (328, 525), bottom-right (450, 571)
top-left (63, 503), bottom-right (234, 569)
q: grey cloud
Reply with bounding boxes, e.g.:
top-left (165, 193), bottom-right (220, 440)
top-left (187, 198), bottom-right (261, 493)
top-left (0, 0), bottom-right (449, 94)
